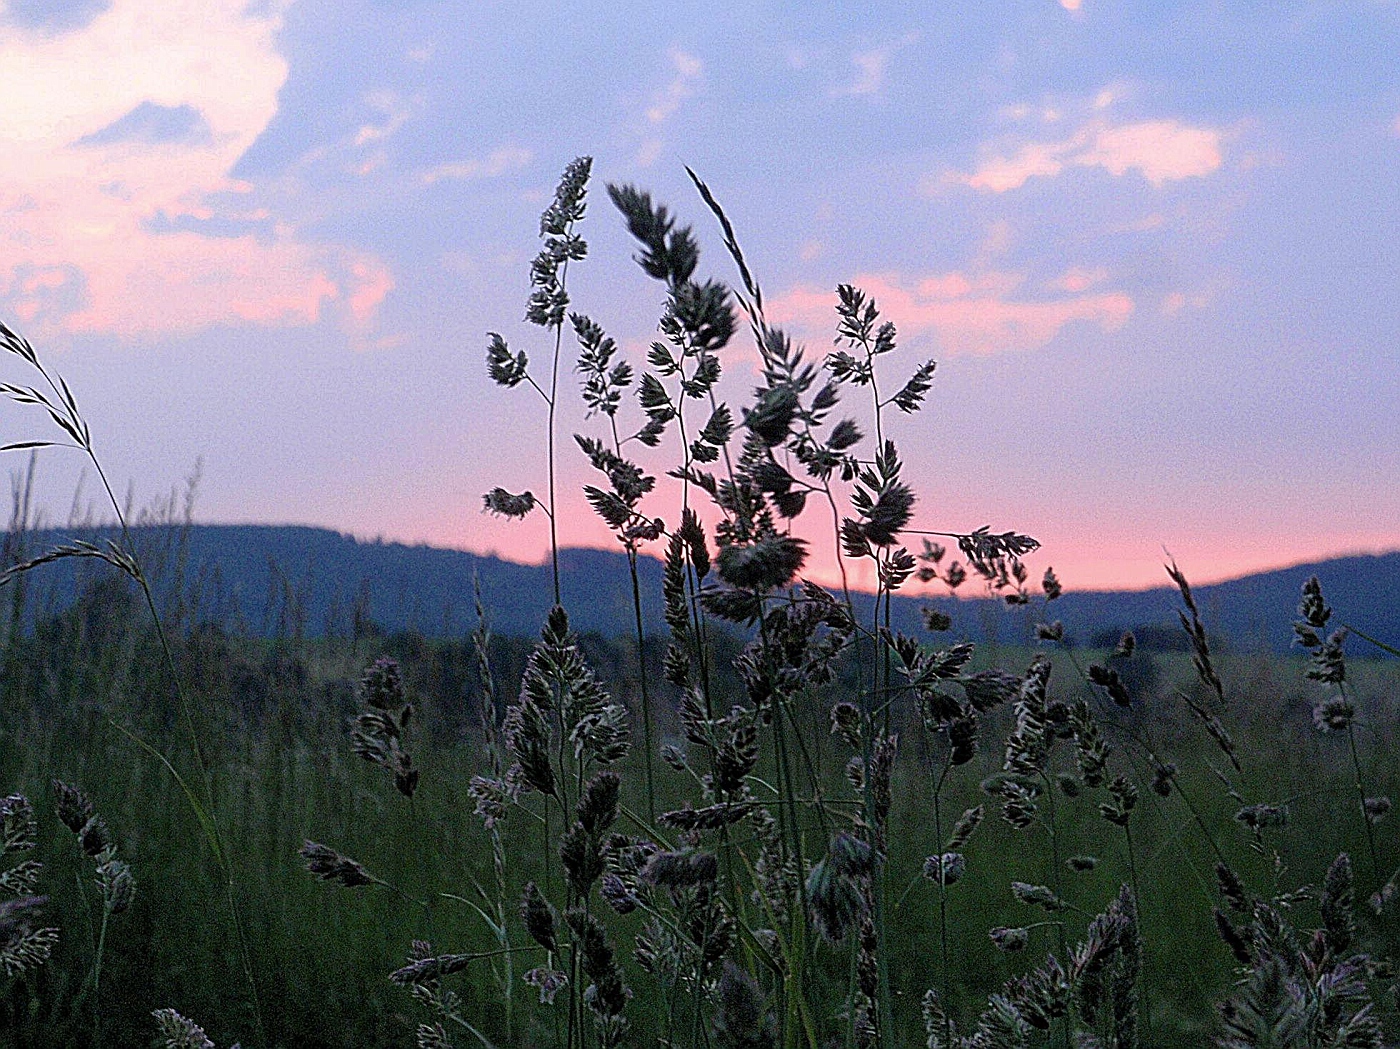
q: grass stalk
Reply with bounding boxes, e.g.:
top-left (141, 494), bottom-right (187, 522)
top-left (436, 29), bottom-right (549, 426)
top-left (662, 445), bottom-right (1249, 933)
top-left (931, 760), bottom-right (953, 1048)
top-left (1341, 681), bottom-right (1382, 882)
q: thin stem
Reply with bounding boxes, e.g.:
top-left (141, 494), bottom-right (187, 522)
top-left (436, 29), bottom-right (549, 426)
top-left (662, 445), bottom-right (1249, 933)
top-left (1122, 823), bottom-right (1153, 1047)
top-left (1057, 638), bottom-right (1233, 871)
top-left (604, 409), bottom-right (658, 825)
top-left (444, 1006), bottom-right (503, 1049)
top-left (92, 903), bottom-right (110, 1049)
top-left (1341, 682), bottom-right (1381, 882)
top-left (1039, 771), bottom-right (1070, 1049)
top-left (866, 353), bottom-right (883, 451)
top-left (628, 550), bottom-right (657, 824)
top-left (671, 364), bottom-right (716, 719)
top-left (547, 268), bottom-right (566, 608)
top-left (1341, 623), bottom-right (1400, 660)
top-left (865, 555), bottom-right (894, 1046)
top-left (777, 693), bottom-right (831, 843)
top-left (932, 760), bottom-right (952, 1048)
top-left (758, 604), bottom-right (807, 910)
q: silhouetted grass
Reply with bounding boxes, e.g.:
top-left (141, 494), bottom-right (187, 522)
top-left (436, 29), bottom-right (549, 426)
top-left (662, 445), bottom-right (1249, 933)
top-left (1, 160), bottom-right (1397, 1049)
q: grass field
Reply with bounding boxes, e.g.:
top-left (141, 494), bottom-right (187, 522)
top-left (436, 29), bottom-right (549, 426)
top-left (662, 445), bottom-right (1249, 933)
top-left (2, 160), bottom-right (1397, 1049)
top-left (0, 582), bottom-right (1395, 1047)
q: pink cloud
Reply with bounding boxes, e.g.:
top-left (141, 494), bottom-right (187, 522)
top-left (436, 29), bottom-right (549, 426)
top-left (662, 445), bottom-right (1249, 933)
top-left (1048, 267), bottom-right (1108, 293)
top-left (768, 270), bottom-right (1133, 357)
top-left (63, 236), bottom-right (355, 335)
top-left (963, 142), bottom-right (1066, 192)
top-left (0, 0), bottom-right (392, 338)
top-left (348, 260), bottom-right (394, 326)
top-left (1078, 120), bottom-right (1222, 184)
top-left (950, 116), bottom-right (1224, 192)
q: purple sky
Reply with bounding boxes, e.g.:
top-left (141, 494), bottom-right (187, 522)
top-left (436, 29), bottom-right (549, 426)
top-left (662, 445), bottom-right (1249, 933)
top-left (1, 0), bottom-right (1397, 590)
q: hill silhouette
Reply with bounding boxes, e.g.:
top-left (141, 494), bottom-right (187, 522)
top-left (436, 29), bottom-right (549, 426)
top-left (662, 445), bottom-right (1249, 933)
top-left (5, 524), bottom-right (1397, 651)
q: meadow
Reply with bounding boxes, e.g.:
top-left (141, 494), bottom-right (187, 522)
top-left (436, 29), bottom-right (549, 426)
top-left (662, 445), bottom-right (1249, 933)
top-left (0, 158), bottom-right (1396, 1049)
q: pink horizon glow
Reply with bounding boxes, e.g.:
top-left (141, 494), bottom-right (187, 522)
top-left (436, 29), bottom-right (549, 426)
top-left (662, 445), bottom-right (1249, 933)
top-left (244, 503), bottom-right (1399, 594)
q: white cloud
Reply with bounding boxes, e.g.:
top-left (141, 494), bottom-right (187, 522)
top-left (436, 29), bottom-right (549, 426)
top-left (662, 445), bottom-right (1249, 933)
top-left (783, 44), bottom-right (812, 70)
top-left (833, 32), bottom-right (917, 98)
top-left (646, 48), bottom-right (702, 125)
top-left (631, 49), bottom-right (703, 168)
top-left (0, 0), bottom-right (391, 336)
top-left (420, 145), bottom-right (533, 185)
top-left (634, 138), bottom-right (664, 168)
top-left (354, 90), bottom-right (413, 148)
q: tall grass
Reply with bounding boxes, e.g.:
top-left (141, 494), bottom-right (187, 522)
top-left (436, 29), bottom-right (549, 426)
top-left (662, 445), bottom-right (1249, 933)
top-left (0, 159), bottom-right (1396, 1049)
top-left (0, 321), bottom-right (266, 1044)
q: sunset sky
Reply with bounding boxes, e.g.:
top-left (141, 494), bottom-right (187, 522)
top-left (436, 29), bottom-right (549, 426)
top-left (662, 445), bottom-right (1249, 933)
top-left (1, 0), bottom-right (1397, 591)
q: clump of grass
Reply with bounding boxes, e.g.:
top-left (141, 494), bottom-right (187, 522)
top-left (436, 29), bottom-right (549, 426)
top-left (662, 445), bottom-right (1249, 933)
top-left (0, 793), bottom-right (57, 979)
top-left (1212, 853), bottom-right (1384, 1049)
top-left (471, 161), bottom-right (1400, 1049)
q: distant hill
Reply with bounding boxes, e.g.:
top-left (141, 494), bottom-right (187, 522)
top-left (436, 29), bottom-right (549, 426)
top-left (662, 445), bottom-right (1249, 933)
top-left (4, 524), bottom-right (1398, 652)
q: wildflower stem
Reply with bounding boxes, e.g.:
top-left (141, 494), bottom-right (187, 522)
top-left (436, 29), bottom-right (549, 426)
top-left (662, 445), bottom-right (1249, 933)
top-left (673, 374), bottom-right (716, 719)
top-left (628, 550), bottom-right (658, 822)
top-left (868, 566), bottom-right (895, 1046)
top-left (444, 1006), bottom-right (503, 1049)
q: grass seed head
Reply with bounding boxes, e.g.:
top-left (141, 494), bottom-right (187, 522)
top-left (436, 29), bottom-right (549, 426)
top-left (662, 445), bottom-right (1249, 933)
top-left (520, 881), bottom-right (558, 951)
top-left (152, 1008), bottom-right (216, 1049)
top-left (713, 960), bottom-right (777, 1049)
top-left (301, 842), bottom-right (379, 889)
top-left (1, 794), bottom-right (37, 853)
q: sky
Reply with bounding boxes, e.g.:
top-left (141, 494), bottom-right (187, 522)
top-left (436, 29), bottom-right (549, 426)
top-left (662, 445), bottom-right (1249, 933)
top-left (1, 0), bottom-right (1397, 592)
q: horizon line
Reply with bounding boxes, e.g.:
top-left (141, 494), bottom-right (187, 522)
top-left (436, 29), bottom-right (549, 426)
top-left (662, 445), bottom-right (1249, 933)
top-left (15, 518), bottom-right (1400, 598)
